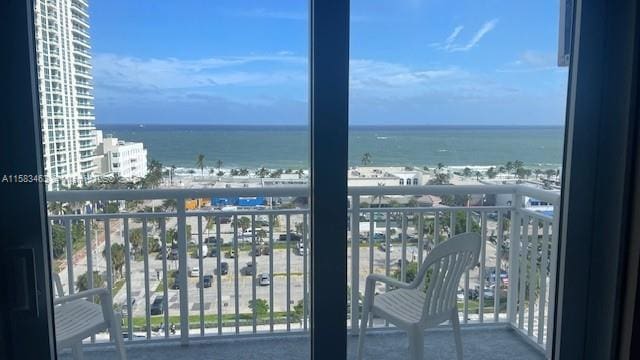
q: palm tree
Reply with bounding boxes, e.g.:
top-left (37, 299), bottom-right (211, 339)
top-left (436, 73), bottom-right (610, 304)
top-left (462, 167), bottom-right (472, 177)
top-left (169, 165), bottom-right (176, 185)
top-left (372, 182), bottom-right (387, 208)
top-left (361, 152), bottom-right (372, 166)
top-left (505, 161), bottom-right (514, 175)
top-left (196, 154), bottom-right (205, 177)
top-left (437, 162), bottom-right (445, 171)
top-left (216, 159), bottom-right (223, 172)
top-left (256, 167), bottom-right (270, 178)
top-left (534, 168), bottom-right (543, 180)
top-left (545, 169), bottom-right (556, 180)
top-left (486, 167), bottom-right (497, 179)
top-left (475, 171), bottom-right (482, 181)
top-left (296, 168), bottom-right (305, 179)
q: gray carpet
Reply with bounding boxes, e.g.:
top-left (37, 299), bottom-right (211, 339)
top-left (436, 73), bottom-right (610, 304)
top-left (59, 327), bottom-right (544, 359)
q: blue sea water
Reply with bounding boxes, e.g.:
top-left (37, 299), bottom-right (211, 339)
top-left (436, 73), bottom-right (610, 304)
top-left (98, 124), bottom-right (564, 170)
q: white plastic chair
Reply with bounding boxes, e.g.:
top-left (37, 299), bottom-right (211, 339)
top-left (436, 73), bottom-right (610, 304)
top-left (52, 273), bottom-right (127, 359)
top-left (357, 232), bottom-right (481, 360)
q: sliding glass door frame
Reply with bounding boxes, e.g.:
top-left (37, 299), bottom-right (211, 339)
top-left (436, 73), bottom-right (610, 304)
top-left (309, 1), bottom-right (350, 359)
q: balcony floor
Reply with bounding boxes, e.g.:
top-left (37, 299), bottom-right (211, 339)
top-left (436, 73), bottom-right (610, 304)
top-left (58, 325), bottom-right (544, 360)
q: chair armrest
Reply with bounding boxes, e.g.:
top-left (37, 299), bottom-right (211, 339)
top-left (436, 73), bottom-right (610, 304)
top-left (365, 274), bottom-right (413, 290)
top-left (53, 287), bottom-right (110, 306)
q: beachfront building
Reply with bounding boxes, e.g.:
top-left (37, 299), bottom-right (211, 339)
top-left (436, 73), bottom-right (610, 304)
top-left (95, 130), bottom-right (148, 181)
top-left (34, 0), bottom-right (100, 190)
top-left (348, 166), bottom-right (424, 187)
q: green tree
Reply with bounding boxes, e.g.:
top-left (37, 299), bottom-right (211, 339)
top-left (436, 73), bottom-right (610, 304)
top-left (103, 243), bottom-right (125, 279)
top-left (215, 159), bottom-right (223, 172)
top-left (196, 154), bottom-right (205, 177)
top-left (256, 167), bottom-right (270, 178)
top-left (248, 299), bottom-right (269, 316)
top-left (233, 216), bottom-right (251, 233)
top-left (475, 171), bottom-right (483, 181)
top-left (130, 228), bottom-right (143, 254)
top-left (296, 168), bottom-right (305, 179)
top-left (393, 261), bottom-right (419, 283)
top-left (462, 167), bottom-right (472, 177)
top-left (486, 167), bottom-right (497, 179)
top-left (361, 152), bottom-right (372, 166)
top-left (76, 271), bottom-right (105, 292)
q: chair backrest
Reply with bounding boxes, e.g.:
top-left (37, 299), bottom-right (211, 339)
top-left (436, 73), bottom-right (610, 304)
top-left (52, 272), bottom-right (64, 298)
top-left (413, 232), bottom-right (481, 321)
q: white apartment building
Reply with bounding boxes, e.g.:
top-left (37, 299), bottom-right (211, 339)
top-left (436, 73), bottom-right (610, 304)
top-left (95, 131), bottom-right (148, 181)
top-left (34, 0), bottom-right (99, 190)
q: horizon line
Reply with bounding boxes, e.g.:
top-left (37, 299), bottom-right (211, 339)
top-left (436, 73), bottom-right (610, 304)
top-left (97, 123), bottom-right (565, 128)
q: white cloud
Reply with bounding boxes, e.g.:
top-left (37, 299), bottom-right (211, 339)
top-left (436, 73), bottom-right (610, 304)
top-left (434, 19), bottom-right (498, 52)
top-left (92, 53), bottom-right (307, 92)
top-left (497, 50), bottom-right (559, 72)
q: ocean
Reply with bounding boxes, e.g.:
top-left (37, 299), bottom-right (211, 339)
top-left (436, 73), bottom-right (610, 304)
top-left (99, 124), bottom-right (564, 171)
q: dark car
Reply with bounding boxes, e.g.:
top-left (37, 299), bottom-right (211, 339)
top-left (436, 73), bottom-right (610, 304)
top-left (241, 262), bottom-right (255, 276)
top-left (279, 232), bottom-right (302, 242)
top-left (200, 275), bottom-right (213, 288)
top-left (204, 236), bottom-right (221, 245)
top-left (216, 262), bottom-right (229, 275)
top-left (150, 296), bottom-right (164, 315)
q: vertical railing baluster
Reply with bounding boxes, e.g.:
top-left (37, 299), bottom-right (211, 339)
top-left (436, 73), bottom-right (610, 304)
top-left (123, 218), bottom-right (132, 341)
top-left (105, 219), bottom-right (112, 294)
top-left (197, 216), bottom-right (204, 336)
top-left (286, 214), bottom-right (291, 331)
top-left (400, 212), bottom-right (407, 283)
top-left (463, 210), bottom-right (469, 324)
top-left (507, 194), bottom-right (523, 325)
top-left (303, 213), bottom-right (309, 331)
top-left (494, 210), bottom-right (503, 322)
top-left (142, 218), bottom-right (150, 339)
top-left (528, 218), bottom-right (539, 336)
top-left (350, 194), bottom-right (360, 333)
top-left (268, 215), bottom-right (274, 332)
top-left (215, 217), bottom-right (222, 335)
top-left (233, 215), bottom-right (239, 334)
top-left (546, 204), bottom-right (561, 357)
top-left (538, 220), bottom-right (550, 344)
top-left (65, 218), bottom-right (73, 295)
top-left (251, 215), bottom-right (257, 333)
top-left (518, 217), bottom-right (529, 329)
top-left (368, 210), bottom-right (374, 328)
top-left (176, 198), bottom-right (189, 343)
top-left (85, 218), bottom-right (95, 343)
top-left (434, 210), bottom-right (440, 247)
top-left (385, 213), bottom-right (390, 327)
top-left (417, 213), bottom-right (424, 267)
top-left (479, 211), bottom-right (487, 323)
top-left (161, 218), bottom-right (169, 338)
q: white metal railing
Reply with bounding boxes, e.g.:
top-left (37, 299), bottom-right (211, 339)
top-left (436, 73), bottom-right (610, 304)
top-left (47, 184), bottom-right (559, 353)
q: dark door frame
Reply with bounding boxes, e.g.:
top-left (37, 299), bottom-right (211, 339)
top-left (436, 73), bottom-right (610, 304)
top-left (0, 0), bottom-right (57, 358)
top-left (553, 0), bottom-right (640, 359)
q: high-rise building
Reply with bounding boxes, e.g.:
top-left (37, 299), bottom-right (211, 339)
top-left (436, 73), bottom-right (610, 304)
top-left (34, 0), bottom-right (99, 190)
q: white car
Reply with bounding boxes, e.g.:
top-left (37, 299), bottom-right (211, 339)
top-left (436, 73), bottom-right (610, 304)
top-left (258, 273), bottom-right (271, 286)
top-left (189, 267), bottom-right (200, 278)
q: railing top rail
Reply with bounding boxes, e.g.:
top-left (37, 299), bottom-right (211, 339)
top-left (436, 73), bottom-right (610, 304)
top-left (46, 184), bottom-right (558, 203)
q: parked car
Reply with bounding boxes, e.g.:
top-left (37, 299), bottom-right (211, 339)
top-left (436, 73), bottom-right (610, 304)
top-left (150, 296), bottom-right (164, 315)
top-left (372, 232), bottom-right (386, 241)
top-left (216, 262), bottom-right (229, 275)
top-left (396, 234), bottom-right (418, 242)
top-left (242, 263), bottom-right (255, 276)
top-left (200, 275), bottom-right (213, 288)
top-left (204, 236), bottom-right (221, 245)
top-left (189, 267), bottom-right (200, 277)
top-left (197, 244), bottom-right (208, 258)
top-left (279, 232), bottom-right (302, 242)
top-left (258, 272), bottom-right (271, 286)
top-left (209, 247), bottom-right (218, 257)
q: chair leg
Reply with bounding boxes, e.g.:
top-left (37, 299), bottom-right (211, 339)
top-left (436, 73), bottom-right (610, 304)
top-left (408, 328), bottom-right (424, 360)
top-left (71, 343), bottom-right (84, 360)
top-left (357, 283), bottom-right (375, 360)
top-left (451, 308), bottom-right (463, 360)
top-left (110, 313), bottom-right (127, 360)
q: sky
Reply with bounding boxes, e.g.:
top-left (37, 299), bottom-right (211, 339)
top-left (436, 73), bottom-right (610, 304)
top-left (89, 0), bottom-right (569, 126)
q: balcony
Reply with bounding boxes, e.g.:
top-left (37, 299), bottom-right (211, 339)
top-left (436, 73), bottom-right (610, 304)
top-left (48, 185), bottom-right (558, 359)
